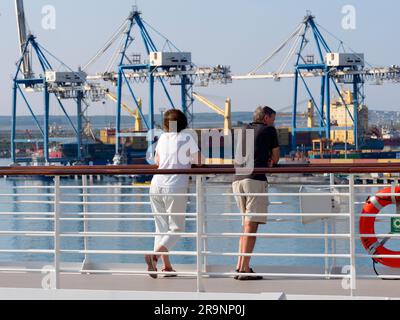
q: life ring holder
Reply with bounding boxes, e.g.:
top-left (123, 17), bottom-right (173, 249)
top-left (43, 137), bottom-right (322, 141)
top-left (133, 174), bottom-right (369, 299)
top-left (360, 185), bottom-right (400, 273)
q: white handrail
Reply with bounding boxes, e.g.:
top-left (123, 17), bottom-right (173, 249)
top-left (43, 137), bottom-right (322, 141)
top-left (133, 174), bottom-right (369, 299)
top-left (0, 171), bottom-right (400, 295)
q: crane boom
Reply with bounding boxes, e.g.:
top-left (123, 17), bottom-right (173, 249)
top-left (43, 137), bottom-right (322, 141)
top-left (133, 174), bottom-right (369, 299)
top-left (192, 92), bottom-right (224, 116)
top-left (15, 0), bottom-right (33, 79)
top-left (106, 92), bottom-right (142, 131)
top-left (86, 66), bottom-right (232, 86)
top-left (106, 92), bottom-right (137, 118)
top-left (192, 92), bottom-right (232, 134)
top-left (232, 67), bottom-right (400, 82)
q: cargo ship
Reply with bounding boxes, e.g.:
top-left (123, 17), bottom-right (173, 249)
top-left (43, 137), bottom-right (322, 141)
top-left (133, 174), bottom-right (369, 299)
top-left (382, 128), bottom-right (400, 148)
top-left (60, 127), bottom-right (149, 166)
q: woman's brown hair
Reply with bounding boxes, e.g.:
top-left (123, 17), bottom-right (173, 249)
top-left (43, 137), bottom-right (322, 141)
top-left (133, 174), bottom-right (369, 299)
top-left (163, 109), bottom-right (188, 133)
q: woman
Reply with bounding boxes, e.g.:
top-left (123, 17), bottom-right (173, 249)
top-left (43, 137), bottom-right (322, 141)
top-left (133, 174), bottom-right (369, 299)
top-left (145, 109), bottom-right (201, 279)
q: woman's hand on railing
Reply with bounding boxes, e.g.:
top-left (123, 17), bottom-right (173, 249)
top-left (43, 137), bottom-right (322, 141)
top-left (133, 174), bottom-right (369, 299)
top-left (268, 160), bottom-right (275, 168)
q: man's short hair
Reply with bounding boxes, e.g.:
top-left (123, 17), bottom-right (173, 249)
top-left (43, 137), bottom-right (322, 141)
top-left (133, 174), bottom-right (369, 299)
top-left (253, 106), bottom-right (276, 123)
top-left (163, 109), bottom-right (188, 133)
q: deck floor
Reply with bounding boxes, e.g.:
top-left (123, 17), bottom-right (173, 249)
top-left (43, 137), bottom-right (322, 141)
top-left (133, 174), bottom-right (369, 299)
top-left (0, 263), bottom-right (399, 299)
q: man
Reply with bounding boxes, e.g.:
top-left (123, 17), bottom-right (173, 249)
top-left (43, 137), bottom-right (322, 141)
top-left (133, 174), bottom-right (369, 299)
top-left (232, 106), bottom-right (280, 281)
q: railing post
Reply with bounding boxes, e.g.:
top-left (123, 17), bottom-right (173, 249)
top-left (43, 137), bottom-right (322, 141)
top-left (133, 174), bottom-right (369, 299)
top-left (202, 220), bottom-right (208, 274)
top-left (196, 175), bottom-right (205, 293)
top-left (348, 174), bottom-right (357, 295)
top-left (82, 175), bottom-right (89, 265)
top-left (324, 219), bottom-right (329, 277)
top-left (331, 218), bottom-right (337, 272)
top-left (54, 176), bottom-right (61, 289)
top-left (330, 173), bottom-right (335, 186)
top-left (202, 180), bottom-right (208, 273)
top-left (330, 173), bottom-right (337, 272)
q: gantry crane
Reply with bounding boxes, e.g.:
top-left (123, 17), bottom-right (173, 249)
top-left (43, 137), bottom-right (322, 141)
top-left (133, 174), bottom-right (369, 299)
top-left (233, 13), bottom-right (400, 150)
top-left (13, 0), bottom-right (108, 164)
top-left (82, 7), bottom-right (232, 159)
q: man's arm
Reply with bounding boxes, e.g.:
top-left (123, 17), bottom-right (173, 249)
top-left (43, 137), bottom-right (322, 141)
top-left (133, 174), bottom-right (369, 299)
top-left (269, 147), bottom-right (280, 167)
top-left (191, 151), bottom-right (206, 166)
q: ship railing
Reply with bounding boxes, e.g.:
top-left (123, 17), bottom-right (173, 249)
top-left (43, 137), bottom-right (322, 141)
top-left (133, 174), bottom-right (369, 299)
top-left (0, 164), bottom-right (400, 295)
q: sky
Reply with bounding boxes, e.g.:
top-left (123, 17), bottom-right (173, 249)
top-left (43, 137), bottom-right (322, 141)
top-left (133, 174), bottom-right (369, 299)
top-left (0, 0), bottom-right (399, 121)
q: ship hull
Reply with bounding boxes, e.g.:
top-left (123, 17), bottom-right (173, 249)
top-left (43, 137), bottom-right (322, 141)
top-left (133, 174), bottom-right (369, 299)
top-left (61, 143), bottom-right (148, 165)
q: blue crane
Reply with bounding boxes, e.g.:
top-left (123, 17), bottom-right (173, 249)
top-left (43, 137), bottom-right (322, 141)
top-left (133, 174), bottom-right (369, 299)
top-left (83, 7), bottom-right (231, 160)
top-left (290, 13), bottom-right (364, 150)
top-left (233, 12), bottom-right (400, 151)
top-left (12, 0), bottom-right (99, 165)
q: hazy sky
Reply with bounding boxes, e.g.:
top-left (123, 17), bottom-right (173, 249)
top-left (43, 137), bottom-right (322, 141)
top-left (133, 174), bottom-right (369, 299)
top-left (0, 0), bottom-right (399, 120)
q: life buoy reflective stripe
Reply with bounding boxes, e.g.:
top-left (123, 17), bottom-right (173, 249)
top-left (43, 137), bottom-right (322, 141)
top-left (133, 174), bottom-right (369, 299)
top-left (360, 186), bottom-right (400, 268)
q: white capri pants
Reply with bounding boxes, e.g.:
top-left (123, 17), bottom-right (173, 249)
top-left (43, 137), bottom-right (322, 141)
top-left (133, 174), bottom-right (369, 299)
top-left (150, 184), bottom-right (188, 251)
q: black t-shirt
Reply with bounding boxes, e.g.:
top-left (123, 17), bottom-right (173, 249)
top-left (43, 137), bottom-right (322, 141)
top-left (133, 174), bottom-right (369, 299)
top-left (234, 122), bottom-right (279, 182)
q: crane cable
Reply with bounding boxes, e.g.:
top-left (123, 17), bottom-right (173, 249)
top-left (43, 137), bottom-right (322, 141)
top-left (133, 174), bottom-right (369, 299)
top-left (277, 24), bottom-right (307, 76)
top-left (82, 19), bottom-right (130, 71)
top-left (247, 22), bottom-right (304, 75)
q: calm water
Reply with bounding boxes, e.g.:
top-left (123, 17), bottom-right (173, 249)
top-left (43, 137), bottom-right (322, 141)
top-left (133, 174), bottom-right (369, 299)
top-left (0, 158), bottom-right (394, 271)
top-left (7, 113), bottom-right (306, 132)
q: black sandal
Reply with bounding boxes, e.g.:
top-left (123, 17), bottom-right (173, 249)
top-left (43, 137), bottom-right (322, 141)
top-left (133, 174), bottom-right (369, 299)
top-left (145, 255), bottom-right (158, 279)
top-left (235, 268), bottom-right (263, 281)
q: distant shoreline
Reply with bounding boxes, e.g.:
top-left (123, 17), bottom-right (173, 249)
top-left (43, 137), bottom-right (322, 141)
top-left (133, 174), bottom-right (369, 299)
top-left (0, 110), bottom-right (392, 131)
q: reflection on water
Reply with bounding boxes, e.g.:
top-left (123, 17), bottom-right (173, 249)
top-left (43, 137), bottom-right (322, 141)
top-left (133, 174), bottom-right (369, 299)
top-left (0, 159), bottom-right (393, 269)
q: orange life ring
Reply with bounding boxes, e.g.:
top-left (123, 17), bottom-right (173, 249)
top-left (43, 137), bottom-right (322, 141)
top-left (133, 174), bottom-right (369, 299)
top-left (360, 186), bottom-right (400, 268)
